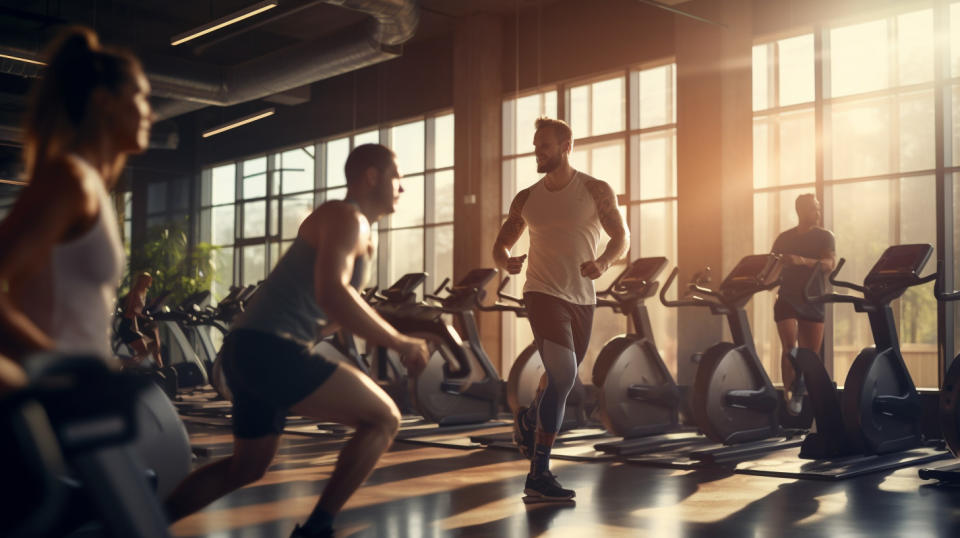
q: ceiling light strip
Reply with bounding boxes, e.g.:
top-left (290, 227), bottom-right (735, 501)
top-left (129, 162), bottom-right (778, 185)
top-left (202, 108), bottom-right (276, 138)
top-left (171, 0), bottom-right (278, 46)
top-left (0, 178), bottom-right (27, 186)
top-left (0, 52), bottom-right (46, 66)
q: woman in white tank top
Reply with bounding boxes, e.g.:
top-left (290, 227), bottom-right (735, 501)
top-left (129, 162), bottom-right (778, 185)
top-left (0, 26), bottom-right (153, 387)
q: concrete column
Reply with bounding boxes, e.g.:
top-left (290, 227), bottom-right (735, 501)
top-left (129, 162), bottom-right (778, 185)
top-left (453, 14), bottom-right (504, 372)
top-left (674, 0), bottom-right (753, 385)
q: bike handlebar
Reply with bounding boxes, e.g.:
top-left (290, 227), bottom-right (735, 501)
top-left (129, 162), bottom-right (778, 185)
top-left (659, 267), bottom-right (719, 308)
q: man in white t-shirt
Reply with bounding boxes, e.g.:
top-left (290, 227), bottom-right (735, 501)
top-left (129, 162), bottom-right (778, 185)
top-left (493, 117), bottom-right (629, 503)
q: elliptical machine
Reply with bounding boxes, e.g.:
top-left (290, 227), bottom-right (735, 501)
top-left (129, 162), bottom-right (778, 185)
top-left (795, 244), bottom-right (936, 459)
top-left (661, 254), bottom-right (793, 445)
top-left (591, 256), bottom-right (683, 438)
top-left (374, 268), bottom-right (503, 425)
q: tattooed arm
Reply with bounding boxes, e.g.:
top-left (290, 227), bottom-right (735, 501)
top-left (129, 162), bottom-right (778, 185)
top-left (493, 189), bottom-right (530, 275)
top-left (582, 179), bottom-right (630, 279)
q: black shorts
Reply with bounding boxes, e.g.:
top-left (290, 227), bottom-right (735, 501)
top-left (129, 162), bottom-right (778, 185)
top-left (221, 329), bottom-right (338, 438)
top-left (523, 292), bottom-right (595, 363)
top-left (774, 298), bottom-right (825, 323)
top-left (117, 317), bottom-right (143, 343)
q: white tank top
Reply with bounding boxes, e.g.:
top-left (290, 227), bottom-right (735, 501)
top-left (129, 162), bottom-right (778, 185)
top-left (43, 155), bottom-right (125, 357)
top-left (521, 171), bottom-right (603, 305)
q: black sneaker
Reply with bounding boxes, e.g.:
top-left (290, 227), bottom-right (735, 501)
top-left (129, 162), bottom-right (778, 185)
top-left (290, 523), bottom-right (333, 538)
top-left (513, 406), bottom-right (535, 459)
top-left (787, 375), bottom-right (806, 416)
top-left (523, 471), bottom-right (575, 504)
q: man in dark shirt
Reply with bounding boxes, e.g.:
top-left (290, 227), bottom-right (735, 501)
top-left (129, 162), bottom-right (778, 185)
top-left (770, 194), bottom-right (836, 414)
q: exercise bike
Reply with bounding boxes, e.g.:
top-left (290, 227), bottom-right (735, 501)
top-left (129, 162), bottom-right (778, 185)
top-left (592, 256), bottom-right (683, 438)
top-left (795, 244), bottom-right (936, 459)
top-left (374, 268), bottom-right (503, 425)
top-left (661, 253), bottom-right (798, 445)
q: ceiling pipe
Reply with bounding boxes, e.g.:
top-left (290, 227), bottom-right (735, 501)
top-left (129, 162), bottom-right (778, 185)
top-left (0, 0), bottom-right (418, 120)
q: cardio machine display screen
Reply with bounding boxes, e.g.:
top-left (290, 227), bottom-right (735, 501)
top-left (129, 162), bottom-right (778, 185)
top-left (722, 254), bottom-right (780, 288)
top-left (453, 268), bottom-right (497, 291)
top-left (867, 244), bottom-right (932, 279)
top-left (619, 256), bottom-right (667, 287)
top-left (385, 273), bottom-right (427, 294)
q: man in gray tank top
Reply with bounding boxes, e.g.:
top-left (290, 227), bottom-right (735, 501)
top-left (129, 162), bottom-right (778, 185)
top-left (493, 117), bottom-right (629, 503)
top-left (165, 144), bottom-right (430, 538)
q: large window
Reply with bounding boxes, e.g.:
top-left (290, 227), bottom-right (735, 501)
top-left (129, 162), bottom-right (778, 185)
top-left (500, 64), bottom-right (679, 380)
top-left (198, 113), bottom-right (454, 303)
top-left (752, 7), bottom-right (950, 388)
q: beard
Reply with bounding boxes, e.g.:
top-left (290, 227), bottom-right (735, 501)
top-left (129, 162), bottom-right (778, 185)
top-left (537, 153), bottom-right (562, 174)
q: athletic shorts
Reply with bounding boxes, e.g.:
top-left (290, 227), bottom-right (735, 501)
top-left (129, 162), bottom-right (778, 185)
top-left (523, 292), bottom-right (595, 363)
top-left (221, 329), bottom-right (338, 438)
top-left (774, 298), bottom-right (825, 323)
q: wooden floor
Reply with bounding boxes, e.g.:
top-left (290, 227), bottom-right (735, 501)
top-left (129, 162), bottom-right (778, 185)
top-left (170, 422), bottom-right (960, 538)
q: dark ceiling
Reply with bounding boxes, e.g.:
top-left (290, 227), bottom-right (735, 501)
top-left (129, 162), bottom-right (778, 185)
top-left (0, 0), bottom-right (568, 180)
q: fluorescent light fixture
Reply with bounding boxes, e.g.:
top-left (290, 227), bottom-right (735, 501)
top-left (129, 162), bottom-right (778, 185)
top-left (202, 108), bottom-right (275, 138)
top-left (0, 178), bottom-right (27, 186)
top-left (171, 0), bottom-right (278, 46)
top-left (0, 52), bottom-right (45, 66)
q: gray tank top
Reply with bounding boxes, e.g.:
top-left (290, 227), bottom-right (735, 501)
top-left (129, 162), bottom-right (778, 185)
top-left (233, 238), bottom-right (367, 344)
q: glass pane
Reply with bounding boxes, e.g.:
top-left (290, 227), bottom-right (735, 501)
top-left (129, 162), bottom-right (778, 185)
top-left (830, 96), bottom-right (891, 179)
top-left (629, 200), bottom-right (678, 375)
top-left (281, 146), bottom-right (315, 194)
top-left (568, 85), bottom-right (589, 141)
top-left (779, 109), bottom-right (816, 185)
top-left (639, 64), bottom-right (674, 129)
top-left (899, 89), bottom-right (935, 172)
top-left (242, 200), bottom-right (266, 238)
top-left (592, 77), bottom-right (626, 136)
top-left (326, 187), bottom-right (347, 202)
top-left (281, 193), bottom-right (314, 240)
top-left (210, 164), bottom-right (236, 206)
top-left (953, 3), bottom-right (960, 78)
top-left (211, 246), bottom-right (234, 302)
top-left (242, 245), bottom-right (266, 287)
top-left (830, 19), bottom-right (889, 98)
top-left (147, 182), bottom-right (166, 214)
top-left (391, 174), bottom-right (424, 228)
top-left (242, 157), bottom-right (266, 199)
top-left (631, 130), bottom-right (676, 200)
top-left (501, 156), bottom-right (538, 214)
top-left (426, 224), bottom-right (453, 295)
top-left (432, 170), bottom-right (454, 224)
top-left (433, 114), bottom-right (454, 169)
top-left (269, 198), bottom-right (279, 237)
top-left (898, 10), bottom-right (934, 85)
top-left (170, 179), bottom-right (189, 211)
top-left (391, 121), bottom-right (425, 176)
top-left (353, 130), bottom-right (379, 147)
top-left (754, 117), bottom-right (772, 189)
top-left (211, 205), bottom-right (235, 246)
top-left (778, 34), bottom-right (815, 107)
top-left (753, 44), bottom-right (770, 111)
top-left (504, 91), bottom-right (557, 156)
top-left (570, 139), bottom-right (625, 194)
top-left (326, 137), bottom-right (350, 188)
top-left (827, 179), bottom-right (891, 381)
top-left (953, 84), bottom-right (960, 167)
top-left (269, 242), bottom-right (280, 271)
top-left (386, 228), bottom-right (423, 286)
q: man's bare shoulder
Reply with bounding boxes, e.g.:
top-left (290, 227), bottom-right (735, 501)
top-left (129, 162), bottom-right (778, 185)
top-left (300, 201), bottom-right (365, 245)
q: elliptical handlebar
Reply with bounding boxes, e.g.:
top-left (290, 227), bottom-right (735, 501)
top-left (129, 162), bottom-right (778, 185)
top-left (476, 276), bottom-right (526, 315)
top-left (827, 258), bottom-right (866, 293)
top-left (803, 259), bottom-right (861, 305)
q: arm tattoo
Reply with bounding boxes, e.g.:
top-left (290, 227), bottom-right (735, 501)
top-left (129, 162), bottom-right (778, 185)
top-left (586, 179), bottom-right (628, 243)
top-left (495, 189), bottom-right (529, 249)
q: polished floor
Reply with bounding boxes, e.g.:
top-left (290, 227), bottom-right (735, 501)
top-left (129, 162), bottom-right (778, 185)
top-left (169, 420), bottom-right (960, 538)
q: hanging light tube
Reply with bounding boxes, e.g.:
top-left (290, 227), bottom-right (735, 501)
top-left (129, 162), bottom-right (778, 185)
top-left (0, 178), bottom-right (27, 186)
top-left (202, 108), bottom-right (275, 138)
top-left (0, 52), bottom-right (45, 66)
top-left (171, 0), bottom-right (278, 46)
